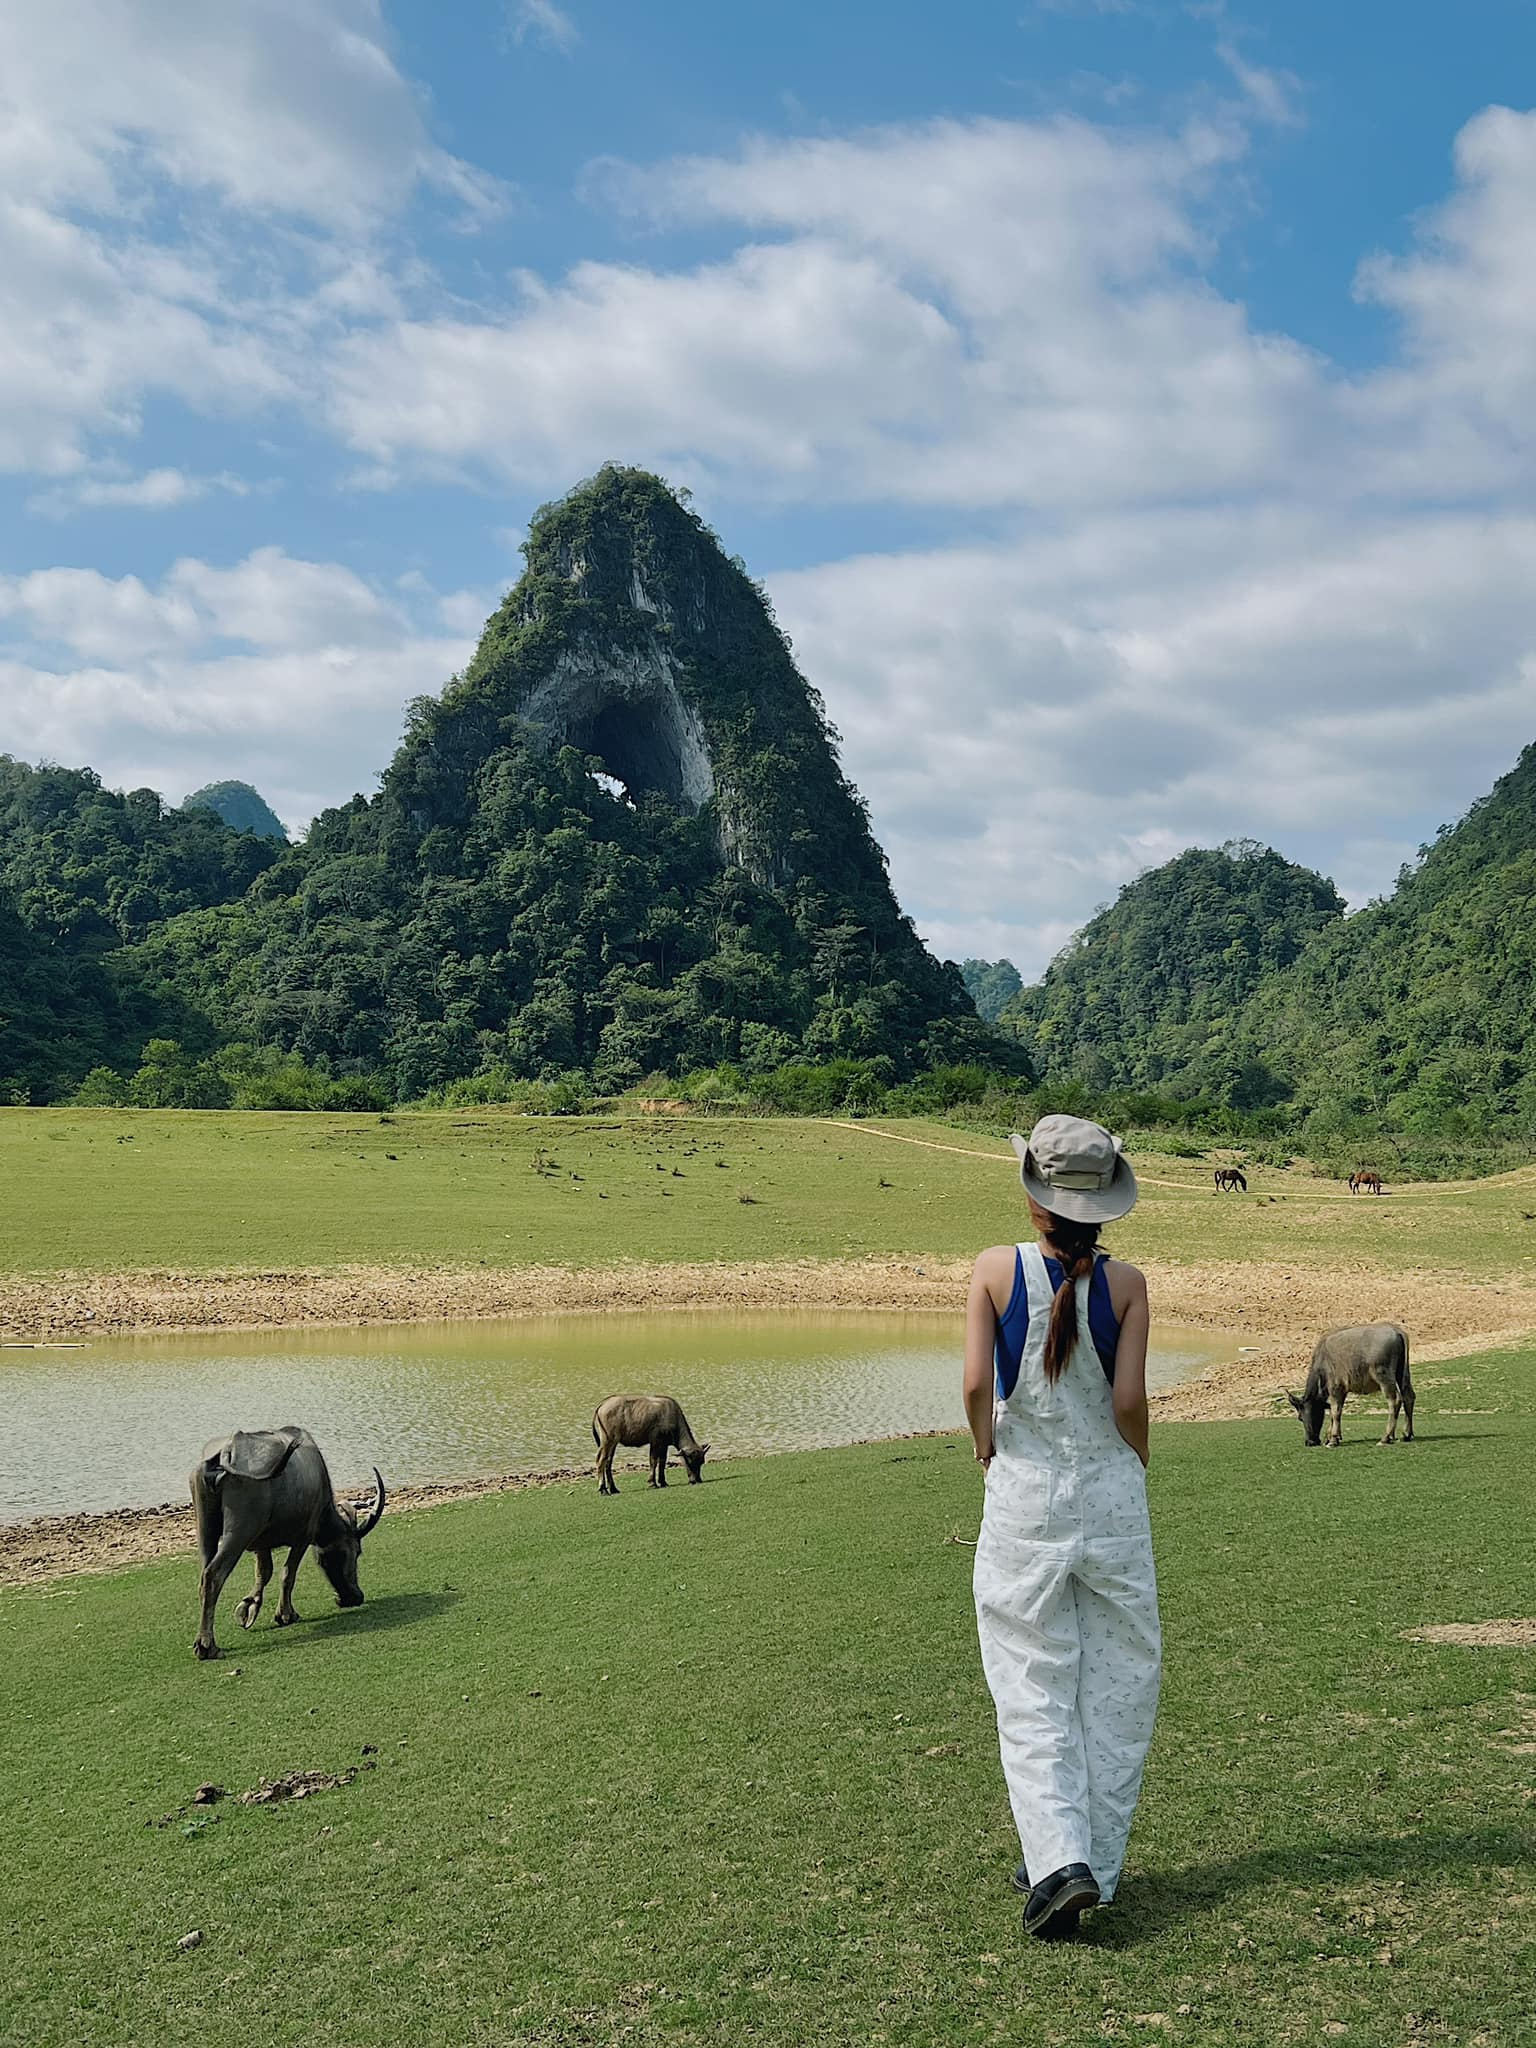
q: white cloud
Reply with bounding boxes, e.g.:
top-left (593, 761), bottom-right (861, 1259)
top-left (329, 240), bottom-right (965, 491)
top-left (1215, 42), bottom-right (1302, 128)
top-left (773, 506), bottom-right (1536, 973)
top-left (1352, 104), bottom-right (1536, 492)
top-left (330, 109), bottom-right (1347, 508)
top-left (0, 548), bottom-right (473, 830)
top-left (509, 0), bottom-right (578, 51)
top-left (0, 0), bottom-right (500, 232)
top-left (0, 548), bottom-right (409, 662)
top-left (29, 467), bottom-right (253, 516)
top-left (0, 0), bottom-right (509, 478)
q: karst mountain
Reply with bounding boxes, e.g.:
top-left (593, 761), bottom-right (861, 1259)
top-left (26, 467), bottom-right (993, 1103)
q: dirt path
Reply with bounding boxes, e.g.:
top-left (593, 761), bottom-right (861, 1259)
top-left (821, 1120), bottom-right (1536, 1200)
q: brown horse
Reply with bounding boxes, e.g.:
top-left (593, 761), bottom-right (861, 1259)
top-left (1214, 1167), bottom-right (1247, 1193)
top-left (1348, 1170), bottom-right (1384, 1195)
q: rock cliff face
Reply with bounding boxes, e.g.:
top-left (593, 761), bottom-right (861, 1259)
top-left (429, 464), bottom-right (875, 895)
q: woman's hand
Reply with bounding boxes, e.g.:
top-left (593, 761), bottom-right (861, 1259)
top-left (964, 1249), bottom-right (1009, 1473)
top-left (1109, 1265), bottom-right (1152, 1467)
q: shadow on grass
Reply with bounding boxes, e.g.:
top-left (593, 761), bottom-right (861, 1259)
top-left (1092, 1824), bottom-right (1536, 1946)
top-left (271, 1587), bottom-right (464, 1649)
top-left (1310, 1432), bottom-right (1503, 1450)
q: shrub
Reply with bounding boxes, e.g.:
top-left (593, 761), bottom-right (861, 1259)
top-left (71, 1067), bottom-right (129, 1107)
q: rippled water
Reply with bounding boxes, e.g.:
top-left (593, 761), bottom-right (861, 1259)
top-left (0, 1311), bottom-right (1241, 1521)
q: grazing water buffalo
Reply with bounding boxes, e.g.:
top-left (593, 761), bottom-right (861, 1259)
top-left (1349, 1170), bottom-right (1384, 1195)
top-left (593, 1395), bottom-right (709, 1495)
top-left (189, 1425), bottom-right (385, 1659)
top-left (1214, 1167), bottom-right (1248, 1193)
top-left (1288, 1324), bottom-right (1414, 1448)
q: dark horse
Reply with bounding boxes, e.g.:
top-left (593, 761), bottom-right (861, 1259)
top-left (1349, 1170), bottom-right (1384, 1195)
top-left (1214, 1167), bottom-right (1248, 1193)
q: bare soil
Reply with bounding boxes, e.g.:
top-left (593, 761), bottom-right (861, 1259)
top-left (1403, 1620), bottom-right (1536, 1649)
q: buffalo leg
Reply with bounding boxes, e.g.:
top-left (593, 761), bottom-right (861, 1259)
top-left (597, 1433), bottom-right (618, 1495)
top-left (275, 1543), bottom-right (307, 1625)
top-left (235, 1548), bottom-right (274, 1628)
top-left (1379, 1384), bottom-right (1399, 1444)
top-left (194, 1538), bottom-right (246, 1659)
top-left (651, 1444), bottom-right (668, 1488)
top-left (1327, 1390), bottom-right (1346, 1447)
top-left (1402, 1377), bottom-right (1416, 1442)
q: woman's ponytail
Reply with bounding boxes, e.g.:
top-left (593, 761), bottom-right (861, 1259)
top-left (1041, 1216), bottom-right (1102, 1382)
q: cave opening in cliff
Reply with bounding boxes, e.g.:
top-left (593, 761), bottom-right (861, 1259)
top-left (578, 697), bottom-right (693, 808)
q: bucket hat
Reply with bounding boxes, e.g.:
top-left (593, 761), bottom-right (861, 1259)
top-left (1009, 1114), bottom-right (1138, 1225)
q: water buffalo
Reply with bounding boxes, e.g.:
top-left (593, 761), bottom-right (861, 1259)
top-left (1287, 1324), bottom-right (1414, 1448)
top-left (189, 1425), bottom-right (385, 1659)
top-left (593, 1395), bottom-right (709, 1496)
top-left (1214, 1167), bottom-right (1248, 1193)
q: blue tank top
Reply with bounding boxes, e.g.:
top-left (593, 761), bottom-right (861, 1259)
top-left (994, 1247), bottom-right (1120, 1399)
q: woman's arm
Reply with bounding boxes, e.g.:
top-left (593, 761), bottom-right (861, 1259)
top-left (1109, 1264), bottom-right (1151, 1466)
top-left (963, 1249), bottom-right (1008, 1468)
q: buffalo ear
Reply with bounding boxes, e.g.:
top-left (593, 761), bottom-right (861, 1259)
top-left (1286, 1392), bottom-right (1305, 1412)
top-left (699, 1442), bottom-right (711, 1455)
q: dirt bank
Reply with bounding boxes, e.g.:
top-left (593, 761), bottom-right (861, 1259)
top-left (0, 1256), bottom-right (966, 1342)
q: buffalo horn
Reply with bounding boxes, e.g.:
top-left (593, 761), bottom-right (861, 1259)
top-left (354, 1467), bottom-right (386, 1539)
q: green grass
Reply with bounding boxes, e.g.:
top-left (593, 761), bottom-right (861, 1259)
top-left (5, 1354), bottom-right (1535, 2047)
top-left (4, 1107), bottom-right (1536, 1281)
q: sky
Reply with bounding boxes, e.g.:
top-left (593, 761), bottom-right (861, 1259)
top-left (3, 0), bottom-right (1536, 978)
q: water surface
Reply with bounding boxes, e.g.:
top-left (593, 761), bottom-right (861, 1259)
top-left (0, 1311), bottom-right (1240, 1521)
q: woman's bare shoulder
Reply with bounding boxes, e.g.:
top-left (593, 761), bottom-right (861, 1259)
top-left (1103, 1257), bottom-right (1148, 1311)
top-left (969, 1242), bottom-right (1020, 1310)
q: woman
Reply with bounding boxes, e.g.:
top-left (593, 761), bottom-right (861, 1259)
top-left (963, 1112), bottom-right (1160, 1940)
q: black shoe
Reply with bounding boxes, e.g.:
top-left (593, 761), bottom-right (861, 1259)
top-left (1022, 1863), bottom-right (1100, 1939)
top-left (1010, 1860), bottom-right (1031, 1895)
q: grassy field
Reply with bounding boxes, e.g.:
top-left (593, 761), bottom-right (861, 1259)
top-left (5, 1351), bottom-right (1535, 2047)
top-left (5, 1107), bottom-right (1536, 1280)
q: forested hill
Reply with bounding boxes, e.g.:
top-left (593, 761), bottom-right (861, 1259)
top-left (182, 781), bottom-right (287, 842)
top-left (134, 467), bottom-right (998, 1100)
top-left (999, 841), bottom-right (1345, 1100)
top-left (0, 759), bottom-right (279, 1100)
top-left (1002, 747), bottom-right (1536, 1136)
top-left (1229, 743), bottom-right (1536, 1133)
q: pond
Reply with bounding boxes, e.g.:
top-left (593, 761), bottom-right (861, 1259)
top-left (0, 1312), bottom-right (1242, 1522)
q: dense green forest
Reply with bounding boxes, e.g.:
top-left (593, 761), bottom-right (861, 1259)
top-left (182, 780), bottom-right (288, 842)
top-left (0, 760), bottom-right (280, 1101)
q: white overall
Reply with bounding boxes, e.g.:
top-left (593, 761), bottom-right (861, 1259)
top-left (972, 1242), bottom-right (1161, 1899)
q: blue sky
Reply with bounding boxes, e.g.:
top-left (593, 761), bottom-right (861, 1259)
top-left (3, 0), bottom-right (1536, 975)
